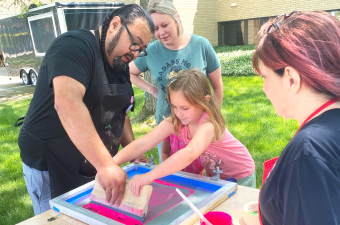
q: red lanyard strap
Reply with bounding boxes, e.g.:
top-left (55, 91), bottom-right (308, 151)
top-left (294, 97), bottom-right (340, 136)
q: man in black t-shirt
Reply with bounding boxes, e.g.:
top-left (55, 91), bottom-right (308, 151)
top-left (18, 4), bottom-right (154, 215)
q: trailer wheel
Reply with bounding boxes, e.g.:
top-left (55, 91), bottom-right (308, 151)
top-left (21, 70), bottom-right (32, 85)
top-left (30, 71), bottom-right (38, 86)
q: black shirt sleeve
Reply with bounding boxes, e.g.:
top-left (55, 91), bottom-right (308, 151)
top-left (45, 31), bottom-right (95, 89)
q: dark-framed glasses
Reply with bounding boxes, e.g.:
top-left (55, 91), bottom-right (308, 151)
top-left (267, 10), bottom-right (303, 34)
top-left (122, 23), bottom-right (147, 57)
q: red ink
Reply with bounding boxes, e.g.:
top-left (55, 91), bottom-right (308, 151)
top-left (83, 179), bottom-right (195, 224)
top-left (83, 203), bottom-right (143, 225)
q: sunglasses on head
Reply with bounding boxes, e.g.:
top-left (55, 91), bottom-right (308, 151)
top-left (267, 10), bottom-right (303, 34)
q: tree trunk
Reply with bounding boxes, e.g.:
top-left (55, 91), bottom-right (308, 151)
top-left (134, 0), bottom-right (157, 122)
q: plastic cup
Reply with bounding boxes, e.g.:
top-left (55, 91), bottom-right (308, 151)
top-left (200, 211), bottom-right (232, 225)
top-left (243, 201), bottom-right (260, 225)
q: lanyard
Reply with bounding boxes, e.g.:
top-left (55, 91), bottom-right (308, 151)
top-left (293, 97), bottom-right (340, 137)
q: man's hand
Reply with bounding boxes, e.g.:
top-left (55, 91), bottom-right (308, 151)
top-left (129, 173), bottom-right (153, 197)
top-left (96, 163), bottom-right (127, 206)
top-left (131, 154), bottom-right (149, 164)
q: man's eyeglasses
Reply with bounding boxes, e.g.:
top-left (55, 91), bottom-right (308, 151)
top-left (267, 10), bottom-right (302, 34)
top-left (122, 23), bottom-right (147, 57)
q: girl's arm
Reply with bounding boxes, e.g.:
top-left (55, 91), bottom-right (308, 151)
top-left (161, 140), bottom-right (171, 161)
top-left (113, 120), bottom-right (174, 165)
top-left (129, 62), bottom-right (159, 98)
top-left (129, 121), bottom-right (215, 196)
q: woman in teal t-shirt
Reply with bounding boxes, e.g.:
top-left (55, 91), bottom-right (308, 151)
top-left (129, 0), bottom-right (223, 164)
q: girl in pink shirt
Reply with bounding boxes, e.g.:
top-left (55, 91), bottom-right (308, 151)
top-left (113, 68), bottom-right (256, 196)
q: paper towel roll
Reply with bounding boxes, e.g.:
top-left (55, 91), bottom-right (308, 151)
top-left (243, 201), bottom-right (260, 225)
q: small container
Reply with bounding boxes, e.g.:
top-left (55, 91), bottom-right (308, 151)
top-left (200, 211), bottom-right (232, 225)
top-left (243, 201), bottom-right (260, 225)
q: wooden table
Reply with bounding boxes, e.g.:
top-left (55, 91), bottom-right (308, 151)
top-left (18, 185), bottom-right (259, 225)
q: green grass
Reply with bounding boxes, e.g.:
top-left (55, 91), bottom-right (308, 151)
top-left (0, 99), bottom-right (35, 225)
top-left (221, 77), bottom-right (298, 187)
top-left (0, 76), bottom-right (298, 225)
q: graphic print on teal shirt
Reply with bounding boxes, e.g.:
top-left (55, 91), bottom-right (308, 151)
top-left (134, 34), bottom-right (221, 125)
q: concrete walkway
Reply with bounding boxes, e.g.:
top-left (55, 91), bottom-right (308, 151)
top-left (0, 68), bottom-right (35, 103)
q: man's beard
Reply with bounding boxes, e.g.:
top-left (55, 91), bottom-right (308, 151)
top-left (106, 26), bottom-right (134, 71)
top-left (112, 56), bottom-right (127, 72)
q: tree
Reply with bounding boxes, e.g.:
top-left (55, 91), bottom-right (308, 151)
top-left (0, 0), bottom-right (45, 16)
top-left (135, 0), bottom-right (157, 122)
top-left (330, 10), bottom-right (340, 21)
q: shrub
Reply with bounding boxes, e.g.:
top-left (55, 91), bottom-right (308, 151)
top-left (214, 45), bottom-right (255, 77)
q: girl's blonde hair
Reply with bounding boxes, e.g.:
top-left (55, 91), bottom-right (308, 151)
top-left (166, 68), bottom-right (225, 140)
top-left (148, 0), bottom-right (184, 36)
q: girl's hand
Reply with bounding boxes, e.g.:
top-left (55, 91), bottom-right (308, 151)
top-left (129, 174), bottom-right (153, 197)
top-left (199, 169), bottom-right (206, 176)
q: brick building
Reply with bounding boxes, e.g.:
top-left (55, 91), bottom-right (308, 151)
top-left (2, 0), bottom-right (340, 46)
top-left (173, 0), bottom-right (340, 46)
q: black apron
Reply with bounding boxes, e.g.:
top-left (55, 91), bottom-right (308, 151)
top-left (22, 29), bottom-right (134, 198)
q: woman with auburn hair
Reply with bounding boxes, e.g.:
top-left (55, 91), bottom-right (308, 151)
top-left (129, 0), bottom-right (223, 166)
top-left (253, 11), bottom-right (340, 225)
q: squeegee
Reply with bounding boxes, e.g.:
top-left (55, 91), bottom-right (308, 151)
top-left (83, 178), bottom-right (153, 225)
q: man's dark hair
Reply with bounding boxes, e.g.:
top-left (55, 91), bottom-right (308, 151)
top-left (100, 4), bottom-right (155, 60)
top-left (100, 4), bottom-right (154, 82)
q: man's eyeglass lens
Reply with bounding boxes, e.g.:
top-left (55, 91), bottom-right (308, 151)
top-left (122, 23), bottom-right (147, 57)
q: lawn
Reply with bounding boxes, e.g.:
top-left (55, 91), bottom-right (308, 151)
top-left (0, 76), bottom-right (298, 225)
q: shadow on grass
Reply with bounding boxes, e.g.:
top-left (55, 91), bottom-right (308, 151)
top-left (0, 183), bottom-right (34, 225)
top-left (0, 100), bottom-right (34, 225)
top-left (0, 102), bottom-right (26, 126)
top-left (0, 103), bottom-right (25, 159)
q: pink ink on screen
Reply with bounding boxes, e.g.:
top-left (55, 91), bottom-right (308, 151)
top-left (83, 179), bottom-right (195, 224)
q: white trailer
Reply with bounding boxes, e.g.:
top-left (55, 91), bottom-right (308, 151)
top-left (0, 2), bottom-right (124, 85)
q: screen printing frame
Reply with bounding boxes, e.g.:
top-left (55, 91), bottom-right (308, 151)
top-left (49, 163), bottom-right (237, 225)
